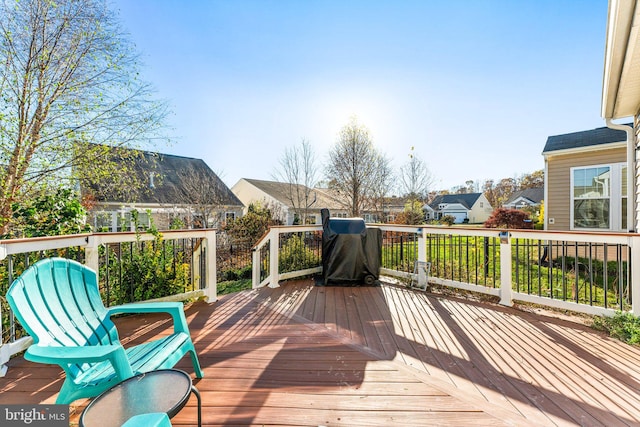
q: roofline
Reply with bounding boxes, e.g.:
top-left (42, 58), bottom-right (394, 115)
top-left (542, 141), bottom-right (626, 158)
top-left (601, 0), bottom-right (637, 119)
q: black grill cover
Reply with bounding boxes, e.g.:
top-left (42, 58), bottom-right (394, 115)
top-left (321, 208), bottom-right (381, 285)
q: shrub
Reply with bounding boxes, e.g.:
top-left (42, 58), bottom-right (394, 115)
top-left (440, 215), bottom-right (456, 226)
top-left (279, 235), bottom-right (320, 273)
top-left (484, 208), bottom-right (533, 229)
top-left (102, 210), bottom-right (191, 305)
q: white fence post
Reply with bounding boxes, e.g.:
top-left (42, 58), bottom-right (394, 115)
top-left (252, 245), bottom-right (261, 289)
top-left (269, 228), bottom-right (280, 288)
top-left (85, 235), bottom-right (100, 276)
top-left (499, 231), bottom-right (513, 307)
top-left (631, 235), bottom-right (640, 317)
top-left (417, 228), bottom-right (427, 288)
top-left (204, 230), bottom-right (218, 302)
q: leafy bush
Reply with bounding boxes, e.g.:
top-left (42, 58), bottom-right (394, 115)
top-left (223, 203), bottom-right (281, 246)
top-left (102, 210), bottom-right (191, 305)
top-left (393, 201), bottom-right (426, 225)
top-left (592, 312), bottom-right (640, 345)
top-left (8, 188), bottom-right (91, 238)
top-left (279, 235), bottom-right (320, 273)
top-left (440, 215), bottom-right (456, 226)
top-left (484, 208), bottom-right (533, 229)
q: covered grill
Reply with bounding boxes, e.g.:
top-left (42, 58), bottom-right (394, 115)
top-left (320, 208), bottom-right (381, 286)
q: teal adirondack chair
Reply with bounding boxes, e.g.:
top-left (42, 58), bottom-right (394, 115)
top-left (6, 257), bottom-right (204, 404)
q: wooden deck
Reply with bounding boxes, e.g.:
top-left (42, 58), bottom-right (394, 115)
top-left (2, 279), bottom-right (640, 426)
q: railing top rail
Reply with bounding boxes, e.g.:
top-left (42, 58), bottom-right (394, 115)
top-left (92, 229), bottom-right (215, 244)
top-left (258, 223), bottom-right (639, 246)
top-left (0, 234), bottom-right (91, 260)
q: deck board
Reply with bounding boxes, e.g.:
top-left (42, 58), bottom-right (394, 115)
top-left (2, 279), bottom-right (640, 426)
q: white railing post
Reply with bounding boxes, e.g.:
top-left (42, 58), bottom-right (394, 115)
top-left (631, 235), bottom-right (640, 317)
top-left (417, 228), bottom-right (427, 288)
top-left (85, 235), bottom-right (100, 276)
top-left (499, 231), bottom-right (513, 306)
top-left (269, 228), bottom-right (280, 288)
top-left (251, 245), bottom-right (261, 289)
top-left (204, 230), bottom-right (217, 302)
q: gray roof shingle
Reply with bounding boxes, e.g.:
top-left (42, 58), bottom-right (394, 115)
top-left (504, 187), bottom-right (544, 206)
top-left (86, 147), bottom-right (242, 206)
top-left (543, 124), bottom-right (631, 153)
top-left (429, 193), bottom-right (482, 210)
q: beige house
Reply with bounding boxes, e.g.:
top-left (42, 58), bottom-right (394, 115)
top-left (231, 179), bottom-right (348, 225)
top-left (231, 178), bottom-right (403, 224)
top-left (542, 0), bottom-right (640, 233)
top-left (601, 0), bottom-right (640, 232)
top-left (542, 126), bottom-right (628, 231)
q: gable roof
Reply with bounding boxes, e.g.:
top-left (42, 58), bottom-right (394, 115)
top-left (504, 187), bottom-right (544, 206)
top-left (85, 147), bottom-right (242, 206)
top-left (543, 124), bottom-right (630, 154)
top-left (242, 179), bottom-right (342, 210)
top-left (429, 193), bottom-right (483, 210)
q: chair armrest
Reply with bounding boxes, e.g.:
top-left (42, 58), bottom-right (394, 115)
top-left (107, 302), bottom-right (190, 334)
top-left (25, 344), bottom-right (134, 379)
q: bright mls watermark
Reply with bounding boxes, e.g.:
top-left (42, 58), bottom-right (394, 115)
top-left (1, 405), bottom-right (68, 426)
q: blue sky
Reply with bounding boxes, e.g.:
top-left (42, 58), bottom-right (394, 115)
top-left (112, 0), bottom-right (609, 192)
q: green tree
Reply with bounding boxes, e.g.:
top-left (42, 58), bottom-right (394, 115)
top-left (223, 203), bottom-right (281, 246)
top-left (0, 0), bottom-right (167, 234)
top-left (394, 200), bottom-right (426, 225)
top-left (9, 188), bottom-right (90, 238)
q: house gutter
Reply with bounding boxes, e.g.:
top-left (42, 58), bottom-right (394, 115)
top-left (605, 119), bottom-right (635, 232)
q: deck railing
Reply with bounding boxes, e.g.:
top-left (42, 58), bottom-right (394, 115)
top-left (0, 229), bottom-right (217, 376)
top-left (253, 224), bottom-right (640, 318)
top-left (3, 224), bottom-right (640, 375)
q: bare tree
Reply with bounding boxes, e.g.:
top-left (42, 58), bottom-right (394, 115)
top-left (0, 0), bottom-right (167, 233)
top-left (272, 138), bottom-right (319, 224)
top-left (176, 164), bottom-right (230, 228)
top-left (325, 117), bottom-right (393, 217)
top-left (399, 147), bottom-right (434, 203)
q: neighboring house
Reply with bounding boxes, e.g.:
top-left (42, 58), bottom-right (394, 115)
top-left (542, 125), bottom-right (628, 231)
top-left (427, 193), bottom-right (493, 224)
top-left (379, 196), bottom-right (423, 223)
top-left (83, 148), bottom-right (243, 231)
top-left (231, 179), bottom-right (348, 225)
top-left (231, 178), bottom-right (399, 224)
top-left (601, 0), bottom-right (640, 232)
top-left (503, 187), bottom-right (544, 210)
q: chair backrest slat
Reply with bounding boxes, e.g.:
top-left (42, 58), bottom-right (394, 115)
top-left (7, 259), bottom-right (120, 348)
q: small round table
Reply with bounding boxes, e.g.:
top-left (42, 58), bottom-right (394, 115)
top-left (79, 369), bottom-right (201, 427)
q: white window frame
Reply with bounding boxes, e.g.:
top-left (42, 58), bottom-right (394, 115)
top-left (570, 162), bottom-right (627, 231)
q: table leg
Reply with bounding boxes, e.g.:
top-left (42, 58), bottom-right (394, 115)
top-left (191, 385), bottom-right (202, 427)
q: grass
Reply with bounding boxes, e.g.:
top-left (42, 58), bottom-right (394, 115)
top-left (592, 311), bottom-right (640, 346)
top-left (217, 279), bottom-right (252, 295)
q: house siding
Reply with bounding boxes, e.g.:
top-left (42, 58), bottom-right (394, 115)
top-left (468, 194), bottom-right (493, 223)
top-left (546, 146), bottom-right (626, 231)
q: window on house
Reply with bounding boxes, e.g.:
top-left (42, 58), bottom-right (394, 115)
top-left (94, 212), bottom-right (114, 232)
top-left (571, 163), bottom-right (627, 231)
top-left (363, 213), bottom-right (375, 223)
top-left (225, 212), bottom-right (236, 223)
